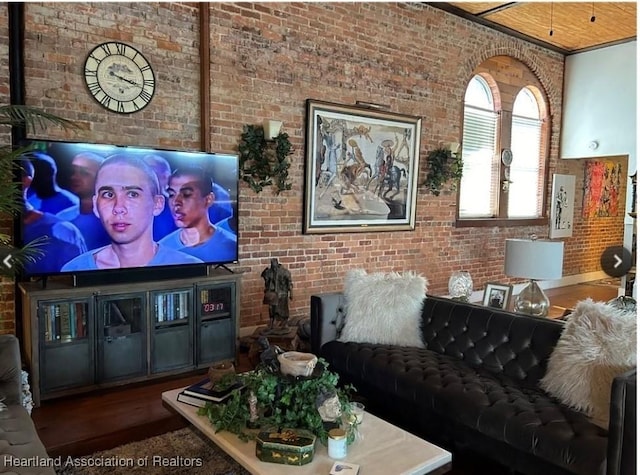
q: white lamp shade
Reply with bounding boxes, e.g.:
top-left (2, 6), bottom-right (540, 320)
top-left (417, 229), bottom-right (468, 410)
top-left (504, 239), bottom-right (564, 280)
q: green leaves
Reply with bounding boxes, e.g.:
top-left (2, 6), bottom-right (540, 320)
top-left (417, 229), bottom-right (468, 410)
top-left (200, 358), bottom-right (355, 444)
top-left (0, 105), bottom-right (77, 277)
top-left (0, 105), bottom-right (77, 131)
top-left (424, 147), bottom-right (464, 196)
top-left (238, 124), bottom-right (293, 194)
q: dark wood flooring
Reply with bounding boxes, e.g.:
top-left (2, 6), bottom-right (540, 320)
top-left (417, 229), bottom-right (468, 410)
top-left (31, 282), bottom-right (619, 471)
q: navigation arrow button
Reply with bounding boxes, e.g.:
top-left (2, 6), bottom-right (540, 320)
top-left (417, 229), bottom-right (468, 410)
top-left (600, 246), bottom-right (632, 278)
top-left (613, 254), bottom-right (623, 269)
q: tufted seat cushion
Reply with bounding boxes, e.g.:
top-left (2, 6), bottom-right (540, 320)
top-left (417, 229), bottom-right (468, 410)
top-left (323, 340), bottom-right (609, 475)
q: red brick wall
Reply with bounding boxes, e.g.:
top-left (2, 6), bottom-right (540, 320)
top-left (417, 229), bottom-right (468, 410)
top-left (0, 2), bottom-right (626, 334)
top-left (0, 4), bottom-right (17, 335)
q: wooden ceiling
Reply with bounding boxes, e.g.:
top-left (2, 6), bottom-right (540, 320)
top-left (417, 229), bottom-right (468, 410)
top-left (429, 2), bottom-right (637, 55)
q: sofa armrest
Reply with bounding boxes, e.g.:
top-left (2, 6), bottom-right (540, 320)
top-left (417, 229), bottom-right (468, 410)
top-left (0, 334), bottom-right (23, 405)
top-left (310, 293), bottom-right (346, 355)
top-left (607, 368), bottom-right (636, 475)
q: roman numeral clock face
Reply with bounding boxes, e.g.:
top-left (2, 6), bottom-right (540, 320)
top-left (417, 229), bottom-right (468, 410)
top-left (84, 42), bottom-right (156, 114)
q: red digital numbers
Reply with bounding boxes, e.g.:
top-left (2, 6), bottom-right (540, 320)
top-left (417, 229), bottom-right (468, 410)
top-left (202, 302), bottom-right (225, 313)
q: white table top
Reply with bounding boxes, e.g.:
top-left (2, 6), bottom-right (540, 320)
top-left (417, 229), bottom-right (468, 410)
top-left (162, 387), bottom-right (452, 475)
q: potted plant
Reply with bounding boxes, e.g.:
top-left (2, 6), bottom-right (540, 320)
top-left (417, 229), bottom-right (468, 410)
top-left (238, 124), bottom-right (293, 194)
top-left (424, 147), bottom-right (464, 196)
top-left (0, 105), bottom-right (76, 275)
top-left (199, 358), bottom-right (356, 444)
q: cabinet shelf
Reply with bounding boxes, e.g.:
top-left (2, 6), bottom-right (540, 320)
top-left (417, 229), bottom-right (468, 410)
top-left (20, 273), bottom-right (241, 406)
top-left (201, 313), bottom-right (231, 322)
top-left (155, 319), bottom-right (189, 328)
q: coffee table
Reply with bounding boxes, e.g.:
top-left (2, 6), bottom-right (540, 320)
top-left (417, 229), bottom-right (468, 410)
top-left (162, 387), bottom-right (452, 475)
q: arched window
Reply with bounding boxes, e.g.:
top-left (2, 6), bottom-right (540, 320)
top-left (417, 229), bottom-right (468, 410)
top-left (457, 57), bottom-right (549, 225)
top-left (459, 75), bottom-right (498, 218)
top-left (509, 88), bottom-right (544, 218)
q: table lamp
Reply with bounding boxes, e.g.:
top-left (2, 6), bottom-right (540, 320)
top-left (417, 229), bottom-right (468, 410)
top-left (504, 238), bottom-right (564, 317)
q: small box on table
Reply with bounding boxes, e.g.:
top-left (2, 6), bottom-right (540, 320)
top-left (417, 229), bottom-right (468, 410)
top-left (256, 428), bottom-right (316, 466)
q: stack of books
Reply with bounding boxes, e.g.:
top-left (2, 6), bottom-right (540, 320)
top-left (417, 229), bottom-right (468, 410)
top-left (176, 377), bottom-right (244, 408)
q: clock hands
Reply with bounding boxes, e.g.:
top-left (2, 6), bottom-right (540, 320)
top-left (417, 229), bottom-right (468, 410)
top-left (109, 71), bottom-right (142, 88)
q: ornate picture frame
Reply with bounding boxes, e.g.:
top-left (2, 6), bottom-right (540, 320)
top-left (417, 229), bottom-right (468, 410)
top-left (482, 282), bottom-right (513, 310)
top-left (303, 99), bottom-right (421, 234)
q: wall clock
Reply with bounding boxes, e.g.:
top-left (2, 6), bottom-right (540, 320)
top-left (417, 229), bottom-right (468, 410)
top-left (84, 42), bottom-right (156, 114)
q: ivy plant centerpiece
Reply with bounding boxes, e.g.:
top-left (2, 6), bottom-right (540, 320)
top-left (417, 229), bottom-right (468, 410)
top-left (198, 358), bottom-right (357, 444)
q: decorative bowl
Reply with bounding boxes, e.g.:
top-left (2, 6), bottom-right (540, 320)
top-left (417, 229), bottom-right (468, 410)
top-left (208, 361), bottom-right (236, 385)
top-left (278, 352), bottom-right (318, 377)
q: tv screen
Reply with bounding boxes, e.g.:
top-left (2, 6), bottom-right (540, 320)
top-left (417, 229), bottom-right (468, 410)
top-left (18, 140), bottom-right (239, 278)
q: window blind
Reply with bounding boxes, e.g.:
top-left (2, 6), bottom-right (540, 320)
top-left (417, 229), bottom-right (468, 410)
top-left (508, 114), bottom-right (542, 217)
top-left (459, 106), bottom-right (498, 218)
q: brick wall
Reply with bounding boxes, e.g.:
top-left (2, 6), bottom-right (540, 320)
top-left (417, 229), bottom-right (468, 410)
top-left (0, 4), bottom-right (17, 335)
top-left (0, 2), bottom-right (626, 334)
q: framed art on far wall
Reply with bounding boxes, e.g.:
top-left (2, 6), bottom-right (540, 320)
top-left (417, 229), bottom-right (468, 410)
top-left (550, 174), bottom-right (576, 238)
top-left (482, 283), bottom-right (513, 310)
top-left (303, 99), bottom-right (421, 234)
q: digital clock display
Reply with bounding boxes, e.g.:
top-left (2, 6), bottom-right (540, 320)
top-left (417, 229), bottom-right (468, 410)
top-left (201, 301), bottom-right (227, 315)
top-left (200, 287), bottom-right (231, 316)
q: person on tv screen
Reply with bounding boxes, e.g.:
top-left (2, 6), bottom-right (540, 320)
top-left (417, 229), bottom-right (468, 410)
top-left (142, 153), bottom-right (178, 241)
top-left (62, 154), bottom-right (203, 271)
top-left (26, 151), bottom-right (79, 214)
top-left (209, 181), bottom-right (235, 232)
top-left (56, 151), bottom-right (110, 250)
top-left (19, 159), bottom-right (87, 274)
top-left (159, 166), bottom-right (236, 262)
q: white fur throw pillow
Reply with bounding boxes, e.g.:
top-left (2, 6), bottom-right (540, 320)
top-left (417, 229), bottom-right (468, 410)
top-left (338, 269), bottom-right (428, 348)
top-left (540, 298), bottom-right (637, 428)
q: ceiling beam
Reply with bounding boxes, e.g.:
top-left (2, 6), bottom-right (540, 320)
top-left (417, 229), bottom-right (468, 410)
top-left (425, 2), bottom-right (569, 55)
top-left (476, 2), bottom-right (519, 17)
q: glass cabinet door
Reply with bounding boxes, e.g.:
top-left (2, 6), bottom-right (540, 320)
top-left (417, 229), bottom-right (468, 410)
top-left (196, 283), bottom-right (235, 365)
top-left (39, 299), bottom-right (94, 393)
top-left (151, 288), bottom-right (193, 373)
top-left (97, 294), bottom-right (146, 382)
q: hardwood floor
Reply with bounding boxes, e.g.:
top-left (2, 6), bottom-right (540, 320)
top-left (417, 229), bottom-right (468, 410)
top-left (31, 282), bottom-right (619, 463)
top-left (32, 371), bottom-right (209, 458)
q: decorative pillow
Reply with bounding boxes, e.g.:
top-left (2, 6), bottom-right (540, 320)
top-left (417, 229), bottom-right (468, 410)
top-left (338, 269), bottom-right (428, 347)
top-left (540, 298), bottom-right (637, 427)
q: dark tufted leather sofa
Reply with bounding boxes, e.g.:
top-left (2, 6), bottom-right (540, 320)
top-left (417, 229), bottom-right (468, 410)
top-left (311, 293), bottom-right (636, 475)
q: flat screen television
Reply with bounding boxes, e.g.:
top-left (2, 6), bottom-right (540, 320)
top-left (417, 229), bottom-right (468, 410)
top-left (17, 139), bottom-right (239, 284)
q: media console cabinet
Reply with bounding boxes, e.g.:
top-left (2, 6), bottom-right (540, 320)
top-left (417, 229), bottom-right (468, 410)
top-left (19, 272), bottom-right (241, 406)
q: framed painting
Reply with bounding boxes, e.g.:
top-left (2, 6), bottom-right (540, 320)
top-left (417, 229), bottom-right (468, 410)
top-left (582, 160), bottom-right (623, 218)
top-left (303, 99), bottom-right (421, 234)
top-left (549, 174), bottom-right (576, 238)
top-left (482, 283), bottom-right (513, 310)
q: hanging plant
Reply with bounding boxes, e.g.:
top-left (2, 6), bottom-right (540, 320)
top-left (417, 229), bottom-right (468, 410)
top-left (238, 124), bottom-right (293, 194)
top-left (424, 147), bottom-right (464, 196)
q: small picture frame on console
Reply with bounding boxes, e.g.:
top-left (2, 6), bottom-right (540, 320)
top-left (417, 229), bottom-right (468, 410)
top-left (482, 283), bottom-right (513, 310)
